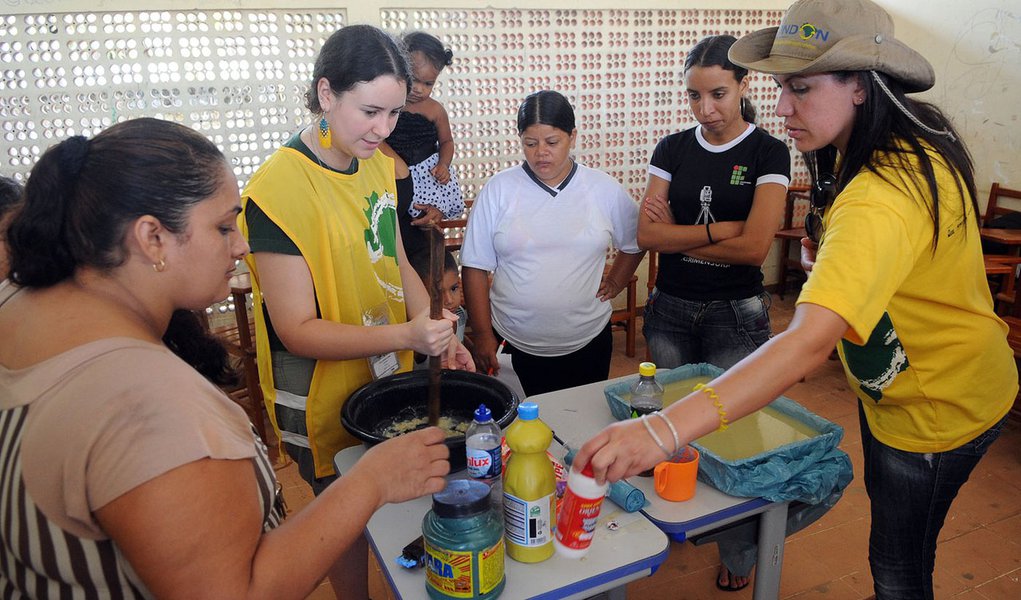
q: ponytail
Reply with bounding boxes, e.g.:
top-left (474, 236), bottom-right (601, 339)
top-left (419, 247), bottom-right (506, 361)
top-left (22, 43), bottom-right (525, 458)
top-left (8, 137), bottom-right (86, 286)
top-left (8, 118), bottom-right (226, 288)
top-left (403, 31), bottom-right (453, 72)
top-left (163, 310), bottom-right (239, 386)
top-left (740, 96), bottom-right (758, 125)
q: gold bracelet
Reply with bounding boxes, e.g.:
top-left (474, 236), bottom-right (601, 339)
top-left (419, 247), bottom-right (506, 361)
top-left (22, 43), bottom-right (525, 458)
top-left (694, 383), bottom-right (729, 431)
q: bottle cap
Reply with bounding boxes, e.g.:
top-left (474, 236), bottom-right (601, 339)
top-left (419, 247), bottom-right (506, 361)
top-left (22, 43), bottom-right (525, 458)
top-left (580, 463), bottom-right (595, 478)
top-left (432, 479), bottom-right (492, 518)
top-left (639, 362), bottom-right (657, 377)
top-left (474, 403), bottom-right (492, 422)
top-left (517, 402), bottom-right (538, 420)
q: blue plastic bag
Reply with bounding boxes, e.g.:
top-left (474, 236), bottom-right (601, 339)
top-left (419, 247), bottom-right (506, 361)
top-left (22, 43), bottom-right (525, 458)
top-left (693, 395), bottom-right (853, 504)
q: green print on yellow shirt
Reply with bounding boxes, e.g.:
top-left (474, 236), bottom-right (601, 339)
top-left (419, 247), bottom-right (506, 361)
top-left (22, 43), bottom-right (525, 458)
top-left (841, 313), bottom-right (909, 402)
top-left (363, 190), bottom-right (399, 262)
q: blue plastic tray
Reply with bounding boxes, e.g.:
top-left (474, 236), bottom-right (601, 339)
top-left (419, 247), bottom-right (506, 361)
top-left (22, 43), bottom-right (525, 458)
top-left (604, 363), bottom-right (849, 503)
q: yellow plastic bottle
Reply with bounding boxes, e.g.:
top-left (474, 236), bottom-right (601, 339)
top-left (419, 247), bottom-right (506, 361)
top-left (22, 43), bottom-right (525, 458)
top-left (502, 401), bottom-right (556, 563)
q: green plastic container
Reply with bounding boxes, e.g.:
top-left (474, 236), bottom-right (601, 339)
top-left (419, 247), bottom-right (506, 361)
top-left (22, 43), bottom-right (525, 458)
top-left (423, 479), bottom-right (506, 600)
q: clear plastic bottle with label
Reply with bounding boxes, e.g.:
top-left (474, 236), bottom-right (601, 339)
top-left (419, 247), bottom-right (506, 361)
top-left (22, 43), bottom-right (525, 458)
top-left (629, 361), bottom-right (665, 418)
top-left (502, 402), bottom-right (556, 563)
top-left (465, 403), bottom-right (503, 512)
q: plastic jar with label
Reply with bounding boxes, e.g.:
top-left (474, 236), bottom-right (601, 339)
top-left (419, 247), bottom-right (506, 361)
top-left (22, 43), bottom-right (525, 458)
top-left (422, 479), bottom-right (506, 600)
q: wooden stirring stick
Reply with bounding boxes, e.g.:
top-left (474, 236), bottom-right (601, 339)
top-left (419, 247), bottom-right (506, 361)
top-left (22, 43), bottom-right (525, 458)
top-left (427, 225), bottom-right (444, 427)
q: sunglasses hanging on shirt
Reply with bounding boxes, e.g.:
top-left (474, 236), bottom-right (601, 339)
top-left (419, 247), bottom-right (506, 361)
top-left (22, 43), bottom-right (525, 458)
top-left (805, 174), bottom-right (837, 244)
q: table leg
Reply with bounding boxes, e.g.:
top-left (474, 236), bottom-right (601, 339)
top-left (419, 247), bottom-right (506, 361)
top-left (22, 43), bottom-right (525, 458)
top-left (752, 502), bottom-right (789, 600)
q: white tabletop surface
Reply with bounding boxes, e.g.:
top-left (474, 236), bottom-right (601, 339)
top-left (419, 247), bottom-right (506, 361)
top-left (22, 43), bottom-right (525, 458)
top-left (335, 444), bottom-right (669, 600)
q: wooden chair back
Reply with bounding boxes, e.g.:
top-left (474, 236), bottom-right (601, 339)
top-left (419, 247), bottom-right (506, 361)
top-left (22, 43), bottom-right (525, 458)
top-left (439, 198), bottom-right (472, 252)
top-left (603, 250), bottom-right (638, 358)
top-left (984, 182), bottom-right (1021, 227)
top-left (774, 184), bottom-right (811, 299)
top-left (204, 272), bottom-right (270, 445)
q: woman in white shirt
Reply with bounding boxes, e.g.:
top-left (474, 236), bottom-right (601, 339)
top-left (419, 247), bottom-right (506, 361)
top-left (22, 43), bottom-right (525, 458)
top-left (461, 90), bottom-right (644, 397)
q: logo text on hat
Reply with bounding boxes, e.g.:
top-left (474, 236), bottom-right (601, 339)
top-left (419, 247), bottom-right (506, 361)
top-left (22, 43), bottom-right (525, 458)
top-left (780, 22), bottom-right (829, 42)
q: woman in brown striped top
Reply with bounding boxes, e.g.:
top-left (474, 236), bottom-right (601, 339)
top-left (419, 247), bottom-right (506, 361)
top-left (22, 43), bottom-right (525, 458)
top-left (0, 117), bottom-right (449, 599)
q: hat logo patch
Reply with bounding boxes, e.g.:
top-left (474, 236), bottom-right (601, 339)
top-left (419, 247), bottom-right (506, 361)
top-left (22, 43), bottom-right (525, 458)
top-left (780, 22), bottom-right (830, 43)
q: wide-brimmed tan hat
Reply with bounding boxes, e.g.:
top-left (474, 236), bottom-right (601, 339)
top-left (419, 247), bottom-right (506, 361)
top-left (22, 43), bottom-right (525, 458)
top-left (729, 0), bottom-right (934, 92)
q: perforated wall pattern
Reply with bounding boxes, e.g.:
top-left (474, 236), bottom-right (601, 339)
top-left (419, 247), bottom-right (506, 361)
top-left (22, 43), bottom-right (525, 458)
top-left (0, 7), bottom-right (807, 202)
top-left (0, 10), bottom-right (345, 184)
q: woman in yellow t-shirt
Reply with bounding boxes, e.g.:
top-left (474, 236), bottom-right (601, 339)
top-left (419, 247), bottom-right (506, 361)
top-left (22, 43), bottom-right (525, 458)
top-left (575, 1), bottom-right (1015, 598)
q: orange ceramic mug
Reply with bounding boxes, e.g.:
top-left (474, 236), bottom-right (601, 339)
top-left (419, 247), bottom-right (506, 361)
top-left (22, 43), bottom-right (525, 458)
top-left (654, 446), bottom-right (700, 502)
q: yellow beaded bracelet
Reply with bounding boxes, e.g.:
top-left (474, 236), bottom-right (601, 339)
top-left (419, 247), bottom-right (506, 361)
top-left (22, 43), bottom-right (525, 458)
top-left (694, 383), bottom-right (730, 431)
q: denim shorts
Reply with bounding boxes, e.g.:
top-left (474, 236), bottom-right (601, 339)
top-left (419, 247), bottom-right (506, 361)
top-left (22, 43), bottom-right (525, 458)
top-left (642, 288), bottom-right (772, 370)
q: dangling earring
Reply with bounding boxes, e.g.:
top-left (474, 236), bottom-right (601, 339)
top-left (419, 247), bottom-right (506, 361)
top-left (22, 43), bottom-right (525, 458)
top-left (152, 258), bottom-right (166, 273)
top-left (318, 115), bottom-right (331, 149)
top-left (740, 97), bottom-right (746, 115)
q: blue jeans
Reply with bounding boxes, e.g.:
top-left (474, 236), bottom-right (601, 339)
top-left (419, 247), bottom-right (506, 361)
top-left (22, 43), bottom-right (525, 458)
top-left (643, 288), bottom-right (772, 370)
top-left (860, 403), bottom-right (1006, 599)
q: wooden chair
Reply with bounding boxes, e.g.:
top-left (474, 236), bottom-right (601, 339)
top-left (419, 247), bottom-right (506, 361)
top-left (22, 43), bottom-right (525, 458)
top-left (605, 256), bottom-right (638, 358)
top-left (439, 199), bottom-right (472, 252)
top-left (986, 255), bottom-right (1021, 312)
top-left (998, 260), bottom-right (1021, 419)
top-left (1006, 287), bottom-right (1021, 359)
top-left (983, 182), bottom-right (1021, 227)
top-left (205, 272), bottom-right (270, 445)
top-left (774, 184), bottom-right (811, 299)
top-left (644, 251), bottom-right (657, 361)
top-left (981, 183), bottom-right (1021, 314)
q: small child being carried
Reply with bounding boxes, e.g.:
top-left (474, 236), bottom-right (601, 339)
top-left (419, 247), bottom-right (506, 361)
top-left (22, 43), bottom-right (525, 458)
top-left (386, 31), bottom-right (465, 221)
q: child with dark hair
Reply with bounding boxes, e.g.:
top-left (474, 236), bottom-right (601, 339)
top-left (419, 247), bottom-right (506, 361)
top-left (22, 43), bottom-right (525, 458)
top-left (408, 248), bottom-right (467, 343)
top-left (382, 31), bottom-right (465, 257)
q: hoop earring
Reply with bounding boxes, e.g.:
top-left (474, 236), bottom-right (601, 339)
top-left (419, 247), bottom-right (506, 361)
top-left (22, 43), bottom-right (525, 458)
top-left (740, 97), bottom-right (746, 115)
top-left (152, 258), bottom-right (166, 273)
top-left (318, 116), bottom-right (332, 149)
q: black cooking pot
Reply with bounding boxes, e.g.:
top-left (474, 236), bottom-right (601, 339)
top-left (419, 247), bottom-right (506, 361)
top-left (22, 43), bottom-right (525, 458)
top-left (341, 369), bottom-right (519, 471)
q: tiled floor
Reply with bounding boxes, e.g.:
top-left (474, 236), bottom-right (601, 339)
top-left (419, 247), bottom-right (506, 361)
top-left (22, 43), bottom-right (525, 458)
top-left (274, 292), bottom-right (1021, 599)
